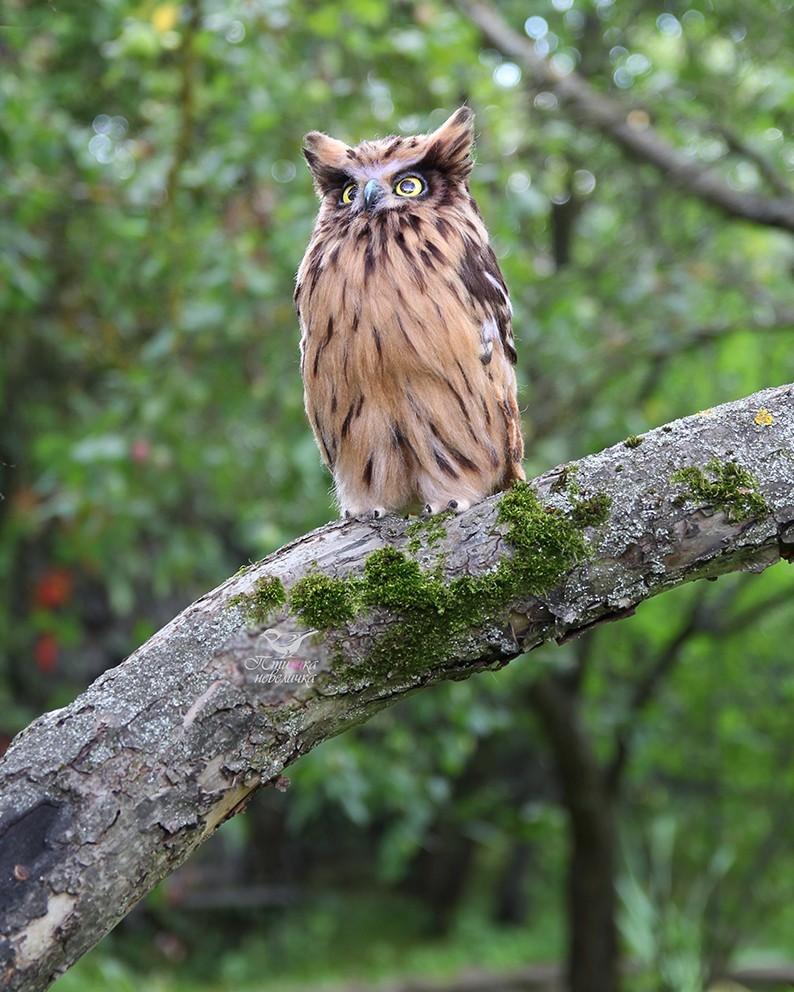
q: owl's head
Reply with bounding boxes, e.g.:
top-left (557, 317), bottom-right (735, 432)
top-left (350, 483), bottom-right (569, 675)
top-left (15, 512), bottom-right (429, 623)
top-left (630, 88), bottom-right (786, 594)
top-left (302, 107), bottom-right (475, 219)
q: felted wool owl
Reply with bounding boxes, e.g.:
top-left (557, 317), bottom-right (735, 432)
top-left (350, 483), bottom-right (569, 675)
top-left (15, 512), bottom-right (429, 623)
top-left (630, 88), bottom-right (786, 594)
top-left (295, 107), bottom-right (525, 518)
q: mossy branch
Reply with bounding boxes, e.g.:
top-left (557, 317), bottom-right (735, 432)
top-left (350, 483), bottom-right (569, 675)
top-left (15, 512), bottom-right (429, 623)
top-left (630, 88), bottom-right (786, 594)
top-left (1, 383), bottom-right (793, 992)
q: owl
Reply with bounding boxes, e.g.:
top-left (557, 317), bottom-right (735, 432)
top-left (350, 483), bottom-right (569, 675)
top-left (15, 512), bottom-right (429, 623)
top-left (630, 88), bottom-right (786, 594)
top-left (295, 107), bottom-right (525, 518)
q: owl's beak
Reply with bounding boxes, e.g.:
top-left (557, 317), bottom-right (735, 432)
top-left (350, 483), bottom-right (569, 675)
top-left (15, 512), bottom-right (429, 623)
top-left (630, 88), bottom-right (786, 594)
top-left (363, 179), bottom-right (382, 210)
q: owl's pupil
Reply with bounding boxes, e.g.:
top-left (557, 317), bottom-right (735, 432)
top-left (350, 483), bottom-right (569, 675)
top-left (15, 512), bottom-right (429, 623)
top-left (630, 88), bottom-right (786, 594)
top-left (402, 180), bottom-right (415, 193)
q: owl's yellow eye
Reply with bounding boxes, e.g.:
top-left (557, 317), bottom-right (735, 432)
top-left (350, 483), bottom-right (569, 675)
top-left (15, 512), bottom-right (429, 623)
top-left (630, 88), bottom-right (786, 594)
top-left (394, 175), bottom-right (425, 198)
top-left (341, 183), bottom-right (357, 204)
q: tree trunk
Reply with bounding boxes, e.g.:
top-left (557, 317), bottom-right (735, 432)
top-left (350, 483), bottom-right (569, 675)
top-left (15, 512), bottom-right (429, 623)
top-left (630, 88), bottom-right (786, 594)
top-left (531, 677), bottom-right (619, 992)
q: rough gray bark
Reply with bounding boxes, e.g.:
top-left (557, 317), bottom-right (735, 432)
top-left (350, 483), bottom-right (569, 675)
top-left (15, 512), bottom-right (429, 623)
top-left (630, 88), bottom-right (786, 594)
top-left (456, 0), bottom-right (794, 234)
top-left (1, 382), bottom-right (793, 992)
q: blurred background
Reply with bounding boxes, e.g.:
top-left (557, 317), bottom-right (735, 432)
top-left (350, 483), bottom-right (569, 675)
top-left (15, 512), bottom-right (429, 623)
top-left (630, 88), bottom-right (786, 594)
top-left (2, 0), bottom-right (794, 989)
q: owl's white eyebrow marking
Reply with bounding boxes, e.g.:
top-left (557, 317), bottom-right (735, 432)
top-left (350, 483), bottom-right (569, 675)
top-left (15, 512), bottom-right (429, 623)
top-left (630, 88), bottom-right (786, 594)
top-left (345, 162), bottom-right (400, 183)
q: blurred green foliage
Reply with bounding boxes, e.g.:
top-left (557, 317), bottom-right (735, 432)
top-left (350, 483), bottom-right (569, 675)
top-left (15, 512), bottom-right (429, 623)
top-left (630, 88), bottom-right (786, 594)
top-left (2, 0), bottom-right (794, 987)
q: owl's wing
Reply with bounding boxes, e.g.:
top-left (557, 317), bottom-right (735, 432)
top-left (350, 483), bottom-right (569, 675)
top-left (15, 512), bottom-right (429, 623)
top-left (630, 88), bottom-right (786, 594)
top-left (458, 242), bottom-right (517, 366)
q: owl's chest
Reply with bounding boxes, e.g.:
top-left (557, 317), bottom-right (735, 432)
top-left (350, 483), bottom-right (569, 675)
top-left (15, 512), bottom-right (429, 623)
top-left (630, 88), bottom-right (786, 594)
top-left (298, 218), bottom-right (479, 391)
top-left (300, 285), bottom-right (413, 389)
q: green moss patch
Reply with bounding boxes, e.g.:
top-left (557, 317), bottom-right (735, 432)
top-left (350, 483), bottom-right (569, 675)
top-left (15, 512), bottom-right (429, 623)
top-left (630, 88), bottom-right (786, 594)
top-left (569, 492), bottom-right (613, 529)
top-left (290, 572), bottom-right (357, 630)
top-left (671, 458), bottom-right (768, 522)
top-left (359, 546), bottom-right (472, 672)
top-left (404, 513), bottom-right (451, 556)
top-left (496, 479), bottom-right (594, 595)
top-left (229, 575), bottom-right (286, 626)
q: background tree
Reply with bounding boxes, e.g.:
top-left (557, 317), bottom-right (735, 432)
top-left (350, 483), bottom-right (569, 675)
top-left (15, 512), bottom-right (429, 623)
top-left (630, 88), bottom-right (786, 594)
top-left (2, 0), bottom-right (793, 989)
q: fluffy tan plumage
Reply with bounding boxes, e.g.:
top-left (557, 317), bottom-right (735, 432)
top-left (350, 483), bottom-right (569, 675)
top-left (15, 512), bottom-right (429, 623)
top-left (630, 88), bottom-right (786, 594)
top-left (295, 107), bottom-right (525, 517)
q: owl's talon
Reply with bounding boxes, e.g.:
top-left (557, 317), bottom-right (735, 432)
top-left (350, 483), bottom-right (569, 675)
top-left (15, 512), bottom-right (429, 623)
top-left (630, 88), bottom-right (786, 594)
top-left (342, 507), bottom-right (388, 519)
top-left (423, 501), bottom-right (449, 516)
top-left (423, 498), bottom-right (471, 516)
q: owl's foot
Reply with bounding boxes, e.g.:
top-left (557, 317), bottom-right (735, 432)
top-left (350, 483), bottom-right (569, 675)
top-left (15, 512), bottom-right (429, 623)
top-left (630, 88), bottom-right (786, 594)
top-left (423, 498), bottom-right (471, 516)
top-left (343, 507), bottom-right (388, 520)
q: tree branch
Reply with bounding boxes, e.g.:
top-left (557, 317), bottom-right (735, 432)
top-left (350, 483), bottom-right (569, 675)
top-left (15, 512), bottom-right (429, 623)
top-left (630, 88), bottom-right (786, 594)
top-left (456, 0), bottom-right (794, 234)
top-left (712, 123), bottom-right (794, 201)
top-left (1, 383), bottom-right (793, 991)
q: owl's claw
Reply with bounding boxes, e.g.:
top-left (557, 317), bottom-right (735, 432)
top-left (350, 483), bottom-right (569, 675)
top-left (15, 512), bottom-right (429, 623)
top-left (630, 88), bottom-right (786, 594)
top-left (342, 507), bottom-right (388, 520)
top-left (423, 499), bottom-right (471, 516)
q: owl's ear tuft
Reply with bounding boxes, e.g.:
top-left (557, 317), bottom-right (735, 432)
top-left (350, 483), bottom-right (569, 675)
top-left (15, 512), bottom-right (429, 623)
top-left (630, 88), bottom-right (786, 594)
top-left (302, 131), bottom-right (354, 195)
top-left (425, 106), bottom-right (475, 177)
